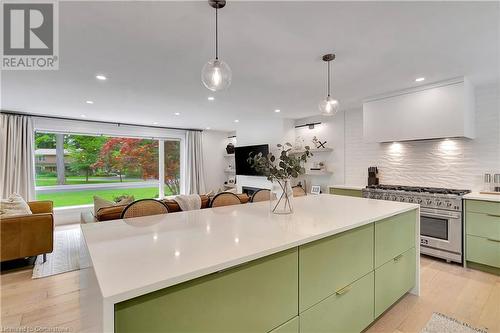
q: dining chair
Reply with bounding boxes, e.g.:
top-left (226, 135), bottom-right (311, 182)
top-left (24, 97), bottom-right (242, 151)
top-left (250, 189), bottom-right (271, 202)
top-left (210, 192), bottom-right (242, 208)
top-left (292, 185), bottom-right (307, 197)
top-left (120, 199), bottom-right (169, 219)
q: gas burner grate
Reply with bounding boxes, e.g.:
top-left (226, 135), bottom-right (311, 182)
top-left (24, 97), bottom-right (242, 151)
top-left (366, 185), bottom-right (470, 196)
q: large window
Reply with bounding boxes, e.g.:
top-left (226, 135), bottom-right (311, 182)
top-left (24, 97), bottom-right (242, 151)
top-left (34, 132), bottom-right (182, 207)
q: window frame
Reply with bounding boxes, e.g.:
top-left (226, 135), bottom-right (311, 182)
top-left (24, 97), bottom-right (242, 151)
top-left (33, 123), bottom-right (186, 208)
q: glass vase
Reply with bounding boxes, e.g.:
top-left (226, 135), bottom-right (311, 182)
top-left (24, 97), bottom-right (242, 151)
top-left (270, 178), bottom-right (293, 214)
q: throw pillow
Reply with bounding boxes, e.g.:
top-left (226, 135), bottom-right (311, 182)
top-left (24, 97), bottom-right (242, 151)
top-left (0, 193), bottom-right (32, 217)
top-left (93, 195), bottom-right (134, 216)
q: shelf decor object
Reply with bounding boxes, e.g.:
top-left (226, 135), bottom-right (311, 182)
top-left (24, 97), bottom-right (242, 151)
top-left (318, 53), bottom-right (340, 116)
top-left (201, 0), bottom-right (232, 91)
top-left (247, 143), bottom-right (312, 214)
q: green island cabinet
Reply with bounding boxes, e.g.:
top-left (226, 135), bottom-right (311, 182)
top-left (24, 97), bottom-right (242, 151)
top-left (114, 209), bottom-right (417, 333)
top-left (465, 199), bottom-right (500, 274)
top-left (329, 187), bottom-right (363, 198)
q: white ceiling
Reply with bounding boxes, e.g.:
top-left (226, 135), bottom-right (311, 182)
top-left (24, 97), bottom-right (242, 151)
top-left (2, 1), bottom-right (499, 131)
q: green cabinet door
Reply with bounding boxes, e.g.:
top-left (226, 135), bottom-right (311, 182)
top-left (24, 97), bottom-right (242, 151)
top-left (115, 249), bottom-right (298, 333)
top-left (466, 235), bottom-right (500, 268)
top-left (466, 200), bottom-right (500, 215)
top-left (329, 188), bottom-right (363, 198)
top-left (375, 209), bottom-right (417, 268)
top-left (299, 223), bottom-right (374, 311)
top-left (374, 247), bottom-right (416, 318)
top-left (269, 317), bottom-right (299, 333)
top-left (466, 211), bottom-right (500, 240)
top-left (300, 272), bottom-right (375, 333)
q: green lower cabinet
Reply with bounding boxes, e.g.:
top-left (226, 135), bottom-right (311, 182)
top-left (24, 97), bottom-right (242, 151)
top-left (269, 317), bottom-right (299, 333)
top-left (300, 272), bottom-right (375, 333)
top-left (466, 235), bottom-right (500, 268)
top-left (114, 249), bottom-right (298, 333)
top-left (299, 224), bottom-right (374, 311)
top-left (375, 209), bottom-right (417, 268)
top-left (374, 247), bottom-right (416, 318)
top-left (329, 187), bottom-right (363, 198)
top-left (466, 200), bottom-right (500, 215)
top-left (466, 211), bottom-right (500, 240)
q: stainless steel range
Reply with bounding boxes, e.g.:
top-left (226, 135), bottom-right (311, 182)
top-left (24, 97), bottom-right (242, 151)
top-left (362, 185), bottom-right (471, 264)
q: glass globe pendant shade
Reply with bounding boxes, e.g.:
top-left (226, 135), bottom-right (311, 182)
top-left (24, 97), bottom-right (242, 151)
top-left (201, 59), bottom-right (232, 91)
top-left (319, 96), bottom-right (339, 116)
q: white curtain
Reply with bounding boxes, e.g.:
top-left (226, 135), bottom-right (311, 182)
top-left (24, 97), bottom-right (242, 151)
top-left (185, 131), bottom-right (206, 194)
top-left (0, 113), bottom-right (36, 200)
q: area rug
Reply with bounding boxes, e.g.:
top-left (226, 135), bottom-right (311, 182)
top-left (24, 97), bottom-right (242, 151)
top-left (421, 313), bottom-right (488, 333)
top-left (32, 227), bottom-right (90, 279)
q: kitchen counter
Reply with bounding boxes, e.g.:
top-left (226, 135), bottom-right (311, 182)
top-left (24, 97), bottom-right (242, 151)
top-left (80, 194), bottom-right (419, 332)
top-left (463, 192), bottom-right (500, 203)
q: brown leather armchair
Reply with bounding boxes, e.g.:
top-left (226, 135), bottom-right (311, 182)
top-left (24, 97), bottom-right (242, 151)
top-left (1, 201), bottom-right (54, 262)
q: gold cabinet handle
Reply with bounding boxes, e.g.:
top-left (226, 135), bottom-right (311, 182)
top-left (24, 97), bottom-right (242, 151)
top-left (486, 213), bottom-right (500, 218)
top-left (335, 285), bottom-right (352, 295)
top-left (487, 238), bottom-right (500, 243)
top-left (394, 254), bottom-right (403, 262)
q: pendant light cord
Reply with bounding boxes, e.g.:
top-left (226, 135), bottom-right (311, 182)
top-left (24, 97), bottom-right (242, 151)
top-left (215, 6), bottom-right (219, 60)
top-left (327, 60), bottom-right (331, 97)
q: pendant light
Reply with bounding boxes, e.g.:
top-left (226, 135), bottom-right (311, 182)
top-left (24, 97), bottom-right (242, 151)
top-left (318, 53), bottom-right (339, 116)
top-left (201, 0), bottom-right (232, 91)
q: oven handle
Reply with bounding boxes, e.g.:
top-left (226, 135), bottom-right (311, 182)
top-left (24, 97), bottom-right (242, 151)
top-left (420, 211), bottom-right (461, 219)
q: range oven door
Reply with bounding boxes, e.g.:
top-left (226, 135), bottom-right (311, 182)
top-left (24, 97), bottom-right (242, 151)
top-left (420, 208), bottom-right (462, 255)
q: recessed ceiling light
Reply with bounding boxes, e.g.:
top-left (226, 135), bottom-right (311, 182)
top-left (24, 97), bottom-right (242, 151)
top-left (415, 77), bottom-right (425, 82)
top-left (174, 112), bottom-right (180, 116)
top-left (207, 96), bottom-right (215, 101)
top-left (234, 119), bottom-right (239, 123)
top-left (274, 109), bottom-right (281, 113)
top-left (80, 114), bottom-right (87, 118)
top-left (152, 122), bottom-right (159, 125)
top-left (85, 100), bottom-right (94, 104)
top-left (205, 127), bottom-right (211, 130)
top-left (96, 75), bottom-right (107, 81)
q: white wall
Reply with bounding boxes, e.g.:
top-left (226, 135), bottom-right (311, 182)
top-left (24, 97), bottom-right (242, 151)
top-left (293, 83), bottom-right (499, 192)
top-left (293, 114), bottom-right (345, 193)
top-left (202, 130), bottom-right (230, 193)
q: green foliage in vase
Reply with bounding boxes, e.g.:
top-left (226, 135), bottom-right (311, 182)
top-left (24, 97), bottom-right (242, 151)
top-left (247, 143), bottom-right (312, 182)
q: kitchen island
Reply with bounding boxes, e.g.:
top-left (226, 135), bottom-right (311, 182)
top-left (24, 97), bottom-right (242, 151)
top-left (80, 194), bottom-right (420, 333)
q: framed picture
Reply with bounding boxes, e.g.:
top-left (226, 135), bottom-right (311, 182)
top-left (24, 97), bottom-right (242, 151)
top-left (311, 185), bottom-right (321, 195)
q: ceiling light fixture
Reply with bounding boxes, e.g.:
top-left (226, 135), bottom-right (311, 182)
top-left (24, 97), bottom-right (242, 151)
top-left (201, 0), bottom-right (232, 91)
top-left (80, 114), bottom-right (87, 118)
top-left (85, 100), bottom-right (94, 104)
top-left (234, 119), bottom-right (239, 123)
top-left (96, 75), bottom-right (107, 81)
top-left (415, 77), bottom-right (425, 82)
top-left (174, 112), bottom-right (180, 116)
top-left (318, 53), bottom-right (339, 116)
top-left (274, 109), bottom-right (281, 113)
top-left (206, 127), bottom-right (211, 130)
top-left (152, 122), bottom-right (159, 125)
top-left (208, 96), bottom-right (215, 101)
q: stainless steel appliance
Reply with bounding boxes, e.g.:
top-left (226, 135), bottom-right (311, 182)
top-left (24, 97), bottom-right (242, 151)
top-left (362, 185), bottom-right (470, 264)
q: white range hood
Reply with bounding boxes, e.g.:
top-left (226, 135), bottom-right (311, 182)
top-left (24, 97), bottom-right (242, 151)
top-left (363, 77), bottom-right (475, 142)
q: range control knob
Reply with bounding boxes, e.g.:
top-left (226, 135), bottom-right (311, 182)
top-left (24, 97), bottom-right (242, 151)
top-left (426, 199), bottom-right (433, 205)
top-left (436, 201), bottom-right (442, 206)
top-left (416, 198), bottom-right (423, 204)
top-left (446, 202), bottom-right (453, 208)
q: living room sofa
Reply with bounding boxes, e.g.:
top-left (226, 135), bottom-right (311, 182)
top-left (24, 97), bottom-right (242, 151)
top-left (95, 194), bottom-right (250, 222)
top-left (1, 201), bottom-right (54, 262)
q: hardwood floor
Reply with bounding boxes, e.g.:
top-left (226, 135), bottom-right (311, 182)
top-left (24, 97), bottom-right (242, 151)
top-left (1, 255), bottom-right (499, 332)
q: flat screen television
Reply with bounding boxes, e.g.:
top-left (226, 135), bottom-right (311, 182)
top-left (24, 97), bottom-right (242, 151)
top-left (234, 144), bottom-right (269, 176)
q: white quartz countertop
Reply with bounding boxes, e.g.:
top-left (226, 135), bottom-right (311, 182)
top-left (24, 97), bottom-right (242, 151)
top-left (329, 184), bottom-right (366, 190)
top-left (81, 195), bottom-right (418, 304)
top-left (463, 192), bottom-right (500, 202)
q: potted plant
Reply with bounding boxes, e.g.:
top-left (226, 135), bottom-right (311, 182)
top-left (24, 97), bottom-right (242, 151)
top-left (247, 143), bottom-right (312, 214)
